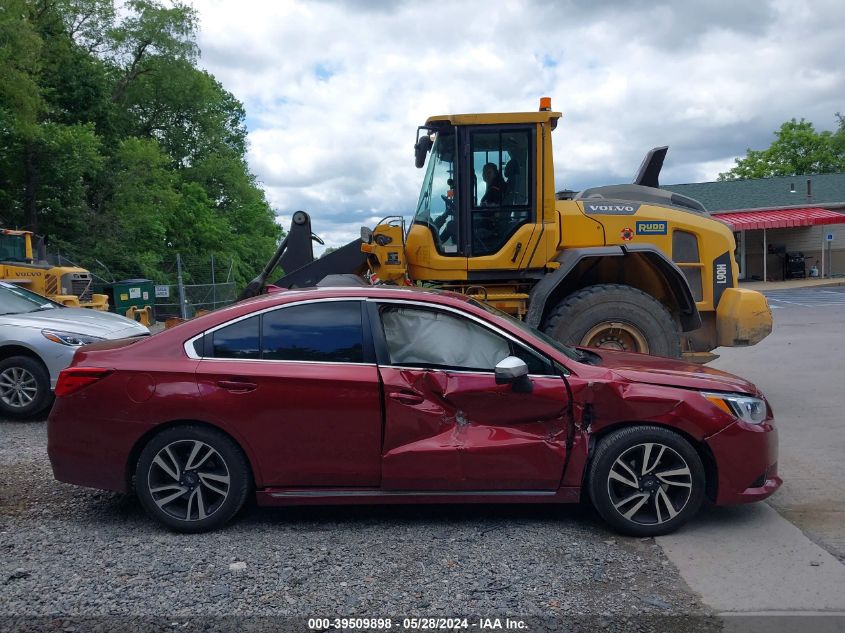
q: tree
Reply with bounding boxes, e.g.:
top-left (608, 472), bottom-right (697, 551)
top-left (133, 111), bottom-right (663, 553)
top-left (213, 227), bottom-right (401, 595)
top-left (107, 0), bottom-right (197, 104)
top-left (719, 117), bottom-right (845, 181)
top-left (0, 0), bottom-right (281, 289)
top-left (0, 0), bottom-right (44, 228)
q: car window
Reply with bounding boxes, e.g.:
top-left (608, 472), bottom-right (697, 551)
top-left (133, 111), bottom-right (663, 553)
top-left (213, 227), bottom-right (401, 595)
top-left (262, 301), bottom-right (364, 363)
top-left (378, 304), bottom-right (551, 374)
top-left (0, 281), bottom-right (59, 315)
top-left (211, 315), bottom-right (260, 359)
top-left (203, 301), bottom-right (365, 363)
top-left (509, 341), bottom-right (553, 376)
top-left (468, 298), bottom-right (582, 362)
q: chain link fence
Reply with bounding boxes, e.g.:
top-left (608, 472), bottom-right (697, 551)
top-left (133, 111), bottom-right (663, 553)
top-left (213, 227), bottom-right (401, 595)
top-left (51, 252), bottom-right (238, 321)
top-left (153, 254), bottom-right (236, 320)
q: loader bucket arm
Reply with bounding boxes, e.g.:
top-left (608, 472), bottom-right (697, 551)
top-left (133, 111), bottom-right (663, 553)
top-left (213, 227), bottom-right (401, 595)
top-left (238, 210), bottom-right (311, 300)
top-left (239, 210), bottom-right (368, 301)
top-left (273, 238), bottom-right (368, 289)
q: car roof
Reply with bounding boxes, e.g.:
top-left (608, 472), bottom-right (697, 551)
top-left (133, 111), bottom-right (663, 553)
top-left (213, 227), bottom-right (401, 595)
top-left (243, 285), bottom-right (473, 309)
top-left (172, 285), bottom-right (475, 333)
top-left (147, 285), bottom-right (483, 346)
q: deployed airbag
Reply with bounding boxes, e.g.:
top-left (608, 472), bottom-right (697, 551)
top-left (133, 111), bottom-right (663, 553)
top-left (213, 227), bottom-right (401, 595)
top-left (381, 307), bottom-right (509, 370)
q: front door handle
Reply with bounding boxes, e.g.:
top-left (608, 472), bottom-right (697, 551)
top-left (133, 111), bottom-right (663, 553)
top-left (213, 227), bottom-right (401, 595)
top-left (388, 390), bottom-right (424, 405)
top-left (217, 380), bottom-right (257, 393)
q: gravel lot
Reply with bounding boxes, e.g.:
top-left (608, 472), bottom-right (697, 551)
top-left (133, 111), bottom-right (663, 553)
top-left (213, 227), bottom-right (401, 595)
top-left (1, 418), bottom-right (716, 630)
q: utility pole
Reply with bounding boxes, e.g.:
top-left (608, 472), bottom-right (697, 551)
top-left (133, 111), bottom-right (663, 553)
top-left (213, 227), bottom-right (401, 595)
top-left (211, 253), bottom-right (216, 308)
top-left (176, 253), bottom-right (188, 319)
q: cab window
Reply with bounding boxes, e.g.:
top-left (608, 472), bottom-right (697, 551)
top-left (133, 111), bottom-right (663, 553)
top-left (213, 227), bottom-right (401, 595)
top-left (413, 127), bottom-right (459, 254)
top-left (469, 128), bottom-right (533, 256)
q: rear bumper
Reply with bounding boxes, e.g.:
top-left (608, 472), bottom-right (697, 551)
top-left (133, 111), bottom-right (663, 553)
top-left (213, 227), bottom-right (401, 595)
top-left (706, 418), bottom-right (781, 505)
top-left (47, 398), bottom-right (141, 493)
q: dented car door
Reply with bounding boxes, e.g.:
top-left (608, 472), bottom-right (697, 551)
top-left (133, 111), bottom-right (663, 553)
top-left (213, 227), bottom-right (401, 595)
top-left (371, 301), bottom-right (571, 491)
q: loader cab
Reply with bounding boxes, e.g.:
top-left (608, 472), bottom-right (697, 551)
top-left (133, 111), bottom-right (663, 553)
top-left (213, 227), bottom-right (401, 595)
top-left (0, 231), bottom-right (33, 263)
top-left (408, 120), bottom-right (542, 281)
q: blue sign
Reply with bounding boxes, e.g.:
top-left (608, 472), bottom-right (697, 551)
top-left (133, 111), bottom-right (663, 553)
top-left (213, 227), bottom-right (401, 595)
top-left (636, 221), bottom-right (668, 235)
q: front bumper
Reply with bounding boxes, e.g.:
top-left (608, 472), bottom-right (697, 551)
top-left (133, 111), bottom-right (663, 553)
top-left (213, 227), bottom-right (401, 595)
top-left (716, 287), bottom-right (773, 347)
top-left (706, 418), bottom-right (781, 504)
top-left (42, 345), bottom-right (77, 389)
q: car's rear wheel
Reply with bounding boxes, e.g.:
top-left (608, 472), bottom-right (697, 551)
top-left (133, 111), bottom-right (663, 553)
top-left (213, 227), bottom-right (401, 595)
top-left (0, 355), bottom-right (53, 419)
top-left (588, 426), bottom-right (705, 536)
top-left (136, 425), bottom-right (250, 533)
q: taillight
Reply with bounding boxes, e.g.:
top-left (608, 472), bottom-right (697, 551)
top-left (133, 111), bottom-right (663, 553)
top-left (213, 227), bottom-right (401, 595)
top-left (54, 367), bottom-right (113, 397)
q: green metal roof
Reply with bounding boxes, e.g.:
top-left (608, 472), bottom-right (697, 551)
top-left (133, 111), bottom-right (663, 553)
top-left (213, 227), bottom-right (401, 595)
top-left (663, 173), bottom-right (845, 212)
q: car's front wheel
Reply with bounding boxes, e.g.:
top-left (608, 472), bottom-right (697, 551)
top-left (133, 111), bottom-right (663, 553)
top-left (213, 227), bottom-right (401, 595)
top-left (136, 425), bottom-right (251, 533)
top-left (588, 426), bottom-right (705, 536)
top-left (0, 355), bottom-right (53, 419)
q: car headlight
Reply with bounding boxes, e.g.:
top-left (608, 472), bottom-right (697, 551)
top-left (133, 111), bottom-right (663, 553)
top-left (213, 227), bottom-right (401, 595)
top-left (702, 391), bottom-right (768, 424)
top-left (41, 329), bottom-right (104, 347)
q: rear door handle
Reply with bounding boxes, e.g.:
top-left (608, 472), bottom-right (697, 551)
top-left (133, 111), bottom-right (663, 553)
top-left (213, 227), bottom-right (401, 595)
top-left (217, 380), bottom-right (257, 393)
top-left (388, 390), bottom-right (424, 405)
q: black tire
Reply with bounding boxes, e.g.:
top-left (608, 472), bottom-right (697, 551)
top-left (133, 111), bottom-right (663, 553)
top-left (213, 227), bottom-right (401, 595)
top-left (588, 425), bottom-right (705, 537)
top-left (541, 284), bottom-right (681, 358)
top-left (136, 425), bottom-right (251, 533)
top-left (0, 355), bottom-right (53, 419)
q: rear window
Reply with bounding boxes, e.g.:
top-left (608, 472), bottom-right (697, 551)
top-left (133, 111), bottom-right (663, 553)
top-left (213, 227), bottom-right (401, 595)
top-left (211, 315), bottom-right (260, 359)
top-left (262, 302), bottom-right (363, 363)
top-left (199, 301), bottom-right (364, 363)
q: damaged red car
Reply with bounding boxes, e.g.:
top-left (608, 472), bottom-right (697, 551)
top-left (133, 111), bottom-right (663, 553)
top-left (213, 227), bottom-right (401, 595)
top-left (48, 287), bottom-right (780, 535)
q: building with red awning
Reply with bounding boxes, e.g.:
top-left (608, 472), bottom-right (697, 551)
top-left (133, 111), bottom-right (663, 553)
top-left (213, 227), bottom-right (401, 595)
top-left (665, 174), bottom-right (845, 281)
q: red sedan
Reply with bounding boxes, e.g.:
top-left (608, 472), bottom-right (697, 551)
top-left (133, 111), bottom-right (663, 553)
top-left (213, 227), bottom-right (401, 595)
top-left (47, 287), bottom-right (780, 535)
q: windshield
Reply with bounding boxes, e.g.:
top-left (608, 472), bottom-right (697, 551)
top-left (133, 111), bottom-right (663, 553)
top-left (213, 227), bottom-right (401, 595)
top-left (468, 298), bottom-right (583, 362)
top-left (0, 234), bottom-right (27, 262)
top-left (413, 127), bottom-right (458, 253)
top-left (0, 282), bottom-right (62, 315)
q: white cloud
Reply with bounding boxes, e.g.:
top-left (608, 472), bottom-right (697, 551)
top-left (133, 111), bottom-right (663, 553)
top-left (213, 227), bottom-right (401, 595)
top-left (191, 0), bottom-right (844, 248)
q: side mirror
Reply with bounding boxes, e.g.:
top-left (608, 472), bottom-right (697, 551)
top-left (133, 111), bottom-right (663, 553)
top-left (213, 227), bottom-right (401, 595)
top-left (360, 226), bottom-right (373, 244)
top-left (494, 356), bottom-right (532, 393)
top-left (414, 136), bottom-right (433, 168)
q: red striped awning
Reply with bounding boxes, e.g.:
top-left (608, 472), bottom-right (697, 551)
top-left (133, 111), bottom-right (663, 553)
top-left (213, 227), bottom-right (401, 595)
top-left (714, 207), bottom-right (845, 230)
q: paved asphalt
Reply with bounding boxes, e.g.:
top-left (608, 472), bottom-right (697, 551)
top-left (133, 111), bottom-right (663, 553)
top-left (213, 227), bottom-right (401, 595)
top-left (657, 286), bottom-right (845, 619)
top-left (764, 286), bottom-right (845, 309)
top-left (724, 285), bottom-right (845, 561)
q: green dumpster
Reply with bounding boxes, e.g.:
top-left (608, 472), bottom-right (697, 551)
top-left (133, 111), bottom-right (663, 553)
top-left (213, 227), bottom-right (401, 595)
top-left (104, 279), bottom-right (155, 322)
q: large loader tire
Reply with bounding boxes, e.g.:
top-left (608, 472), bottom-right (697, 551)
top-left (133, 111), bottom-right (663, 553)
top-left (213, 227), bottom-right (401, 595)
top-left (541, 284), bottom-right (682, 358)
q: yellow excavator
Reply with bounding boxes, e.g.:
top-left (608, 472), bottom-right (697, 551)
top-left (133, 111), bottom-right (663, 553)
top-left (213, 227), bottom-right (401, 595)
top-left (246, 98), bottom-right (772, 361)
top-left (0, 229), bottom-right (108, 310)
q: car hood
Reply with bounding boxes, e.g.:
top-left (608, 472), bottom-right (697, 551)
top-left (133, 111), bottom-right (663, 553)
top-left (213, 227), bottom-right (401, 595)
top-left (0, 308), bottom-right (149, 339)
top-left (584, 348), bottom-right (759, 395)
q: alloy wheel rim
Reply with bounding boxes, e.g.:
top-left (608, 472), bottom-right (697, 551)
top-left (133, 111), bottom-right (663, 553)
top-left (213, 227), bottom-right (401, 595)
top-left (581, 321), bottom-right (649, 353)
top-left (607, 442), bottom-right (693, 526)
top-left (147, 440), bottom-right (231, 522)
top-left (0, 367), bottom-right (39, 408)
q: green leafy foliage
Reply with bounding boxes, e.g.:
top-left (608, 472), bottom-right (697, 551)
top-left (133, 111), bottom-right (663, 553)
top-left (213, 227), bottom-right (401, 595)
top-left (719, 117), bottom-right (845, 181)
top-left (0, 0), bottom-right (281, 287)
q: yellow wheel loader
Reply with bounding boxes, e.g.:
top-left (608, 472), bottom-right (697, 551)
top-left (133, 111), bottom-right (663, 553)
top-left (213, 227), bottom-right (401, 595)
top-left (0, 230), bottom-right (108, 310)
top-left (246, 99), bottom-right (772, 361)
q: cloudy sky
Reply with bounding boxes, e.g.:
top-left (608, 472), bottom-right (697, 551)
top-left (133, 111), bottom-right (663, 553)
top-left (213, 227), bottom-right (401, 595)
top-left (192, 0), bottom-right (844, 249)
